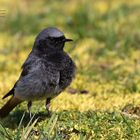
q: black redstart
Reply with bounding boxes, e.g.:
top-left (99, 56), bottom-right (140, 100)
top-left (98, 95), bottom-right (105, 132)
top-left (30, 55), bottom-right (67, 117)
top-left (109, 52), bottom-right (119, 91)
top-left (0, 27), bottom-right (76, 118)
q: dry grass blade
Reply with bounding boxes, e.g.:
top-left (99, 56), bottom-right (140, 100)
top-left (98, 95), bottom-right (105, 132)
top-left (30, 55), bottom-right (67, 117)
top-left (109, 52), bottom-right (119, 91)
top-left (21, 118), bottom-right (38, 140)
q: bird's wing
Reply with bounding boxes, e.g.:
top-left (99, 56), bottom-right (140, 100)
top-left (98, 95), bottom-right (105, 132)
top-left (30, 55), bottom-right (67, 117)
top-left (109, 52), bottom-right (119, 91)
top-left (14, 59), bottom-right (60, 100)
top-left (2, 62), bottom-right (31, 99)
top-left (2, 84), bottom-right (16, 99)
top-left (2, 52), bottom-right (36, 99)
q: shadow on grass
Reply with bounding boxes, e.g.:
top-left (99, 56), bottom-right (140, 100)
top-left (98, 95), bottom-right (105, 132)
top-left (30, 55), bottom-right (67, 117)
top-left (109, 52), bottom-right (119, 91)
top-left (0, 109), bottom-right (52, 129)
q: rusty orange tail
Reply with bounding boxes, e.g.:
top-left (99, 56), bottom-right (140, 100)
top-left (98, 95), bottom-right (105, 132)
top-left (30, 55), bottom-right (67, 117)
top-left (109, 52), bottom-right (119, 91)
top-left (0, 97), bottom-right (22, 118)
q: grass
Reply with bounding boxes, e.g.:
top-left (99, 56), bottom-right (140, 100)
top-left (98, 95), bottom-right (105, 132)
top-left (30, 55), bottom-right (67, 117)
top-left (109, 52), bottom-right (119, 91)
top-left (0, 0), bottom-right (140, 139)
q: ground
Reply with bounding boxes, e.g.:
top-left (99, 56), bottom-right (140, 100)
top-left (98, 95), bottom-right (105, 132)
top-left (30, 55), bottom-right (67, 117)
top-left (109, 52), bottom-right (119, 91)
top-left (0, 0), bottom-right (140, 139)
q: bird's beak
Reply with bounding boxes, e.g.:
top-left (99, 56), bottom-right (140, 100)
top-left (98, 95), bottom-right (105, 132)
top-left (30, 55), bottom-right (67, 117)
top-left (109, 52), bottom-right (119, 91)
top-left (64, 38), bottom-right (73, 42)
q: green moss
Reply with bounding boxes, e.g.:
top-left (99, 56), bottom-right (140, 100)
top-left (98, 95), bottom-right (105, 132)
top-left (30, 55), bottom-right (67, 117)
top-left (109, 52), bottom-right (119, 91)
top-left (0, 0), bottom-right (140, 139)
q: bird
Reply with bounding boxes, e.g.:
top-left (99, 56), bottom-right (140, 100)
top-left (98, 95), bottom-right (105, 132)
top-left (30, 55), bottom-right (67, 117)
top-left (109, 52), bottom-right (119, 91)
top-left (0, 27), bottom-right (76, 118)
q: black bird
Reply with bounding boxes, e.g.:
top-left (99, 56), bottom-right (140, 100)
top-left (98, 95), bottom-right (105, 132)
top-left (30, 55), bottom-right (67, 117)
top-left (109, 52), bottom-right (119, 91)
top-left (0, 27), bottom-right (76, 118)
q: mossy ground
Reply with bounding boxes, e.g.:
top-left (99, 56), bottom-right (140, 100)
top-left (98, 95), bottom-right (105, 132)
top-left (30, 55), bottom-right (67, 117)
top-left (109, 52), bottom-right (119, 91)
top-left (0, 0), bottom-right (140, 139)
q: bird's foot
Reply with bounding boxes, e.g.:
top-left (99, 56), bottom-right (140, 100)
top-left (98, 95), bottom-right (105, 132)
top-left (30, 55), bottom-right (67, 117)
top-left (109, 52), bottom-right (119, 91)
top-left (27, 101), bottom-right (32, 119)
top-left (46, 98), bottom-right (51, 117)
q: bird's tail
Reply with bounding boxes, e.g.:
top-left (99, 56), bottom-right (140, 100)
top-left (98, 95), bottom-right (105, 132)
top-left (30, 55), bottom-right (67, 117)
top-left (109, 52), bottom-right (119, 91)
top-left (0, 97), bottom-right (22, 118)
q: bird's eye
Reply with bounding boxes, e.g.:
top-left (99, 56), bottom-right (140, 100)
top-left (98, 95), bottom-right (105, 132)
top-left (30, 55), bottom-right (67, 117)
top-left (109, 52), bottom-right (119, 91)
top-left (39, 39), bottom-right (46, 46)
top-left (48, 37), bottom-right (54, 42)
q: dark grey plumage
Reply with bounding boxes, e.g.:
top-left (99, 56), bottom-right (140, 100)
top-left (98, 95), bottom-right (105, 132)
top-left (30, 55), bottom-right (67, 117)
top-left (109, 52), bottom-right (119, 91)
top-left (0, 27), bottom-right (76, 117)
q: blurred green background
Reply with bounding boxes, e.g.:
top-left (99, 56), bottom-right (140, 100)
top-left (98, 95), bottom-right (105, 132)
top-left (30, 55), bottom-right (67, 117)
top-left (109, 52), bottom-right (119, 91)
top-left (1, 0), bottom-right (140, 139)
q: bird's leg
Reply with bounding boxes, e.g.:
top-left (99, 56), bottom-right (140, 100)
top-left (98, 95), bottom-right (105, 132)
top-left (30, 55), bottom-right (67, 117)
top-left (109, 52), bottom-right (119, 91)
top-left (45, 98), bottom-right (51, 115)
top-left (27, 101), bottom-right (32, 119)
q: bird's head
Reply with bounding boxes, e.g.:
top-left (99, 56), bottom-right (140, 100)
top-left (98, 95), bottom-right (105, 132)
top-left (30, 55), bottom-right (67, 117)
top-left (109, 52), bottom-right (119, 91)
top-left (34, 27), bottom-right (73, 52)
